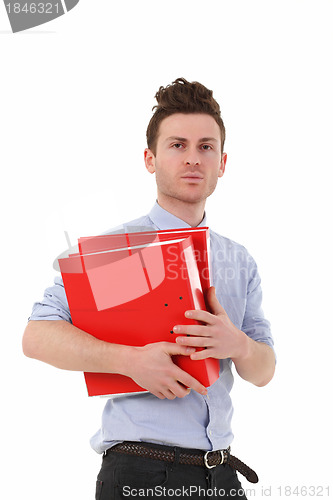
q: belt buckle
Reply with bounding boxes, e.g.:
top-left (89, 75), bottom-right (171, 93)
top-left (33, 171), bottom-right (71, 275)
top-left (204, 450), bottom-right (224, 469)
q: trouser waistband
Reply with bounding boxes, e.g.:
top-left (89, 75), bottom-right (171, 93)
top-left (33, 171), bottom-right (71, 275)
top-left (106, 441), bottom-right (258, 483)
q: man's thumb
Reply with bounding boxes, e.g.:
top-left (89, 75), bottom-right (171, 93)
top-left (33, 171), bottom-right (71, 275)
top-left (205, 286), bottom-right (225, 315)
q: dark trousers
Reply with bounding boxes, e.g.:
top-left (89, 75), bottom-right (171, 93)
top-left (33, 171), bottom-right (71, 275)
top-left (96, 445), bottom-right (247, 499)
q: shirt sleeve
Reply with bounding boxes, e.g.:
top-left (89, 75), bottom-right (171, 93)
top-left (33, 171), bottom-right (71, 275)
top-left (28, 275), bottom-right (72, 323)
top-left (242, 256), bottom-right (275, 353)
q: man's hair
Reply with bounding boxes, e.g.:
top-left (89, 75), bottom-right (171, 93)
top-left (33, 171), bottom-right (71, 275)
top-left (146, 77), bottom-right (225, 155)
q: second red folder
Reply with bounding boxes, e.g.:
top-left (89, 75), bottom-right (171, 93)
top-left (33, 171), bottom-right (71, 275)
top-left (59, 233), bottom-right (220, 396)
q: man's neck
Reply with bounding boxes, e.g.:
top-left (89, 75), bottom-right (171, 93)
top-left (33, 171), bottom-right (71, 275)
top-left (156, 196), bottom-right (206, 227)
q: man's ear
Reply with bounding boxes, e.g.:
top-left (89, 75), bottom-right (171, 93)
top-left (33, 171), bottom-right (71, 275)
top-left (218, 153), bottom-right (227, 178)
top-left (144, 148), bottom-right (156, 174)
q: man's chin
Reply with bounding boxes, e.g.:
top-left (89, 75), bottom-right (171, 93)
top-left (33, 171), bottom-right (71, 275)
top-left (158, 187), bottom-right (214, 206)
top-left (171, 195), bottom-right (208, 206)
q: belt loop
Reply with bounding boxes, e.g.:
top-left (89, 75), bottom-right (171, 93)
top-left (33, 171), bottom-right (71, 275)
top-left (172, 447), bottom-right (180, 468)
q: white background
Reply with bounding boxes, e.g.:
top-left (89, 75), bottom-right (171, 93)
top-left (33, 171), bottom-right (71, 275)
top-left (1, 0), bottom-right (332, 498)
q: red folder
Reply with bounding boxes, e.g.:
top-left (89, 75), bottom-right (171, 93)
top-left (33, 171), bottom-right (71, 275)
top-left (59, 229), bottom-right (219, 396)
top-left (78, 226), bottom-right (211, 294)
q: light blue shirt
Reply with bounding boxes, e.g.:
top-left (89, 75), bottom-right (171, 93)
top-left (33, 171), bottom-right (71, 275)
top-left (29, 203), bottom-right (274, 453)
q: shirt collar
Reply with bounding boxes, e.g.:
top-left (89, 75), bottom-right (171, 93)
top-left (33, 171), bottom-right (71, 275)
top-left (148, 201), bottom-right (208, 230)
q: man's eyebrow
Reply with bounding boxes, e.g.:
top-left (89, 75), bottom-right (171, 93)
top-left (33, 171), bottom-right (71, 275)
top-left (200, 137), bottom-right (219, 143)
top-left (165, 136), bottom-right (219, 143)
top-left (165, 136), bottom-right (188, 142)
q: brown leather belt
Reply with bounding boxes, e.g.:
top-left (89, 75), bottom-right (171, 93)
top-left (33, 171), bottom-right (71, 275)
top-left (108, 441), bottom-right (258, 484)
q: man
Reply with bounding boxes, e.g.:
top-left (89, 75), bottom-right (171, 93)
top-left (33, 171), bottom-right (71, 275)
top-left (23, 78), bottom-right (275, 499)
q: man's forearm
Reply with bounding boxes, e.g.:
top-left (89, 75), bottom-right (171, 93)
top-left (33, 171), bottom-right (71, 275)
top-left (173, 287), bottom-right (275, 388)
top-left (231, 334), bottom-right (275, 387)
top-left (22, 320), bottom-right (208, 399)
top-left (22, 320), bottom-right (132, 374)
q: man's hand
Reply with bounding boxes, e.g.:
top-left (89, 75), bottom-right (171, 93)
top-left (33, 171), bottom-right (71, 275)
top-left (173, 286), bottom-right (246, 360)
top-left (124, 342), bottom-right (208, 400)
top-left (173, 286), bottom-right (275, 387)
top-left (23, 321), bottom-right (209, 398)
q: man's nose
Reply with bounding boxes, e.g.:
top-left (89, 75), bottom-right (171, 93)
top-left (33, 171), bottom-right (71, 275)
top-left (185, 148), bottom-right (200, 166)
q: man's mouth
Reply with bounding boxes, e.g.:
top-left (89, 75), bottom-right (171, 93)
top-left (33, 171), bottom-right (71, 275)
top-left (181, 173), bottom-right (204, 181)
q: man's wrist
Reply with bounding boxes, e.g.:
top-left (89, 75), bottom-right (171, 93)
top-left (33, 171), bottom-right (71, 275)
top-left (95, 342), bottom-right (137, 377)
top-left (230, 329), bottom-right (251, 363)
top-left (114, 345), bottom-right (138, 378)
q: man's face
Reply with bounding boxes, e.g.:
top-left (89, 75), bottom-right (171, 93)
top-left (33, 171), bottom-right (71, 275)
top-left (145, 113), bottom-right (226, 207)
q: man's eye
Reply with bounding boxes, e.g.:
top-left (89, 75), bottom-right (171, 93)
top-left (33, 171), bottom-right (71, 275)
top-left (201, 144), bottom-right (212, 150)
top-left (172, 143), bottom-right (184, 149)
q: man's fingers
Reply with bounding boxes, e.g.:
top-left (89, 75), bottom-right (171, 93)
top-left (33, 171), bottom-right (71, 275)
top-left (176, 335), bottom-right (211, 348)
top-left (190, 349), bottom-right (213, 361)
top-left (154, 342), bottom-right (208, 396)
top-left (173, 324), bottom-right (210, 337)
top-left (152, 377), bottom-right (192, 400)
top-left (176, 367), bottom-right (207, 396)
top-left (162, 344), bottom-right (208, 395)
top-left (165, 384), bottom-right (191, 400)
top-left (205, 286), bottom-right (227, 316)
top-left (163, 342), bottom-right (196, 356)
top-left (154, 391), bottom-right (166, 400)
top-left (167, 346), bottom-right (208, 395)
top-left (182, 309), bottom-right (216, 325)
